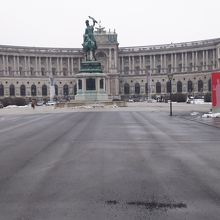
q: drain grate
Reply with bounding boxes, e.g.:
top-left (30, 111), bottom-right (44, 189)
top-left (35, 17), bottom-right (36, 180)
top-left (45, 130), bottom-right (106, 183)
top-left (105, 200), bottom-right (187, 211)
top-left (105, 200), bottom-right (119, 205)
top-left (127, 201), bottom-right (187, 210)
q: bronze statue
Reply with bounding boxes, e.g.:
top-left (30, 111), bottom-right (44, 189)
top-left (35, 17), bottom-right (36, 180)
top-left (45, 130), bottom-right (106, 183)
top-left (82, 16), bottom-right (97, 61)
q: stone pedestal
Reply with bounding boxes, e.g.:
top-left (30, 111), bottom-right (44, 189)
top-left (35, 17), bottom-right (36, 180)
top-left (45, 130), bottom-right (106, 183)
top-left (75, 71), bottom-right (109, 102)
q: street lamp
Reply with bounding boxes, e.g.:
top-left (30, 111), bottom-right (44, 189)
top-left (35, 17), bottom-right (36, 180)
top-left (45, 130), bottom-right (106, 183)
top-left (168, 73), bottom-right (173, 116)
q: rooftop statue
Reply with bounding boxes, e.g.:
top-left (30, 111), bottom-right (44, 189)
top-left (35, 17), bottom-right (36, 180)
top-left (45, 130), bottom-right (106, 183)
top-left (82, 16), bottom-right (97, 61)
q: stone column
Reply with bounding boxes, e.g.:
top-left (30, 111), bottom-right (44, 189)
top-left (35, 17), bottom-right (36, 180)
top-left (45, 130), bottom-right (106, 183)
top-left (5, 55), bottom-right (8, 75)
top-left (139, 55), bottom-right (143, 75)
top-left (206, 50), bottom-right (208, 70)
top-left (150, 55), bottom-right (153, 73)
top-left (35, 56), bottom-right (38, 76)
top-left (56, 57), bottom-right (60, 75)
top-left (121, 56), bottom-right (124, 74)
top-left (213, 49), bottom-right (216, 69)
top-left (160, 54), bottom-right (163, 73)
top-left (67, 58), bottom-right (70, 76)
top-left (17, 56), bottom-right (20, 75)
top-left (2, 55), bottom-right (5, 75)
top-left (109, 78), bottom-right (112, 95)
top-left (114, 49), bottom-right (117, 69)
top-left (153, 55), bottom-right (156, 73)
top-left (24, 56), bottom-right (27, 76)
top-left (13, 56), bottom-right (16, 75)
top-left (38, 57), bottom-right (41, 75)
top-left (109, 48), bottom-right (112, 69)
top-left (132, 56), bottom-right (135, 74)
top-left (128, 56), bottom-right (131, 74)
top-left (114, 76), bottom-right (119, 96)
top-left (192, 52), bottom-right (195, 71)
top-left (195, 51), bottom-right (198, 71)
top-left (174, 53), bottom-right (177, 71)
top-left (181, 53), bottom-right (184, 72)
top-left (185, 52), bottom-right (188, 72)
top-left (49, 57), bottom-right (52, 75)
top-left (71, 58), bottom-right (74, 74)
top-left (46, 57), bottom-right (49, 76)
top-left (164, 54), bottom-right (167, 73)
top-left (82, 78), bottom-right (86, 92)
top-left (202, 50), bottom-right (205, 71)
top-left (103, 78), bottom-right (106, 91)
top-left (78, 58), bottom-right (81, 72)
top-left (171, 53), bottom-right (174, 72)
top-left (143, 55), bottom-right (146, 74)
top-left (29, 57), bottom-right (31, 75)
top-left (60, 57), bottom-right (63, 75)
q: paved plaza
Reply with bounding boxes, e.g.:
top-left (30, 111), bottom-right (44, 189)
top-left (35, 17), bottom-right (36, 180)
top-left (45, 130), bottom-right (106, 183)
top-left (0, 102), bottom-right (220, 220)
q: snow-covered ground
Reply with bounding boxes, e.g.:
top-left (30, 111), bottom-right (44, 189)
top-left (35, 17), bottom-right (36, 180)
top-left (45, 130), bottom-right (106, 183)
top-left (190, 111), bottom-right (220, 118)
top-left (202, 112), bottom-right (220, 118)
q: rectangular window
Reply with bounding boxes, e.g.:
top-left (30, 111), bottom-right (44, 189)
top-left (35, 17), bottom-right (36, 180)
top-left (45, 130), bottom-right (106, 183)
top-left (41, 67), bottom-right (45, 76)
top-left (30, 67), bottom-right (35, 76)
top-left (52, 68), bottom-right (56, 76)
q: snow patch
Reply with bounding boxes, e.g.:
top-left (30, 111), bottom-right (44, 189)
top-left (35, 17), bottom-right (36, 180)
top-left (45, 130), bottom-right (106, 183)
top-left (202, 112), bottom-right (220, 118)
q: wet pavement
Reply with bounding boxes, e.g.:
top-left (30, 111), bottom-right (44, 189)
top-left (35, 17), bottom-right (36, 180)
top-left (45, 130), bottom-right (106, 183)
top-left (0, 104), bottom-right (220, 219)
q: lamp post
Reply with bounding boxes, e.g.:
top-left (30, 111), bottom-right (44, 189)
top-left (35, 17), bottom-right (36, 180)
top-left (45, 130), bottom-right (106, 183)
top-left (168, 73), bottom-right (173, 116)
top-left (146, 69), bottom-right (151, 101)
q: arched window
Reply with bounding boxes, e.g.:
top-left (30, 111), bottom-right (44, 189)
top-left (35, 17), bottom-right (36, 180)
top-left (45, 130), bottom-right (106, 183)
top-left (9, 84), bottom-right (15, 96)
top-left (208, 79), bottom-right (211, 92)
top-left (55, 84), bottom-right (58, 96)
top-left (198, 80), bottom-right (203, 92)
top-left (156, 82), bottom-right (161, 94)
top-left (177, 81), bottom-right (182, 93)
top-left (31, 84), bottom-right (37, 96)
top-left (42, 84), bottom-right (47, 96)
top-left (187, 80), bottom-right (193, 93)
top-left (124, 83), bottom-right (130, 94)
top-left (135, 83), bottom-right (140, 94)
top-left (63, 84), bottom-right (69, 96)
top-left (0, 84), bottom-right (4, 96)
top-left (20, 85), bottom-right (26, 96)
top-left (166, 81), bottom-right (171, 93)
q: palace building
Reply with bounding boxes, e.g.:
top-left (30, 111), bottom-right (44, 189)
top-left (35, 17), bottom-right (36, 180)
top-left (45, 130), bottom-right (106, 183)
top-left (0, 25), bottom-right (220, 101)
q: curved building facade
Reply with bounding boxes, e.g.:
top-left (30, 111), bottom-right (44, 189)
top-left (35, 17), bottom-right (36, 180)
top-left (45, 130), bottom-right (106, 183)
top-left (0, 26), bottom-right (220, 100)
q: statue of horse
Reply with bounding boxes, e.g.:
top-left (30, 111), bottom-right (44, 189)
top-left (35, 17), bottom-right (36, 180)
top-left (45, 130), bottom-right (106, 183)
top-left (82, 34), bottom-right (97, 61)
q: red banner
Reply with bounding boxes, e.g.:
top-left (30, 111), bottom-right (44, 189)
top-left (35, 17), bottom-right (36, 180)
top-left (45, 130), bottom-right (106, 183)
top-left (212, 72), bottom-right (220, 112)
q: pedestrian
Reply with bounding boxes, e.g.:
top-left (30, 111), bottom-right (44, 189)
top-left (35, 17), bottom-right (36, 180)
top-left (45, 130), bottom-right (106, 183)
top-left (31, 100), bottom-right (35, 109)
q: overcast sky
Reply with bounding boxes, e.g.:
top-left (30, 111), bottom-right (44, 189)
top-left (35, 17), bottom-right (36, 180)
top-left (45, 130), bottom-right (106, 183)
top-left (0, 0), bottom-right (219, 48)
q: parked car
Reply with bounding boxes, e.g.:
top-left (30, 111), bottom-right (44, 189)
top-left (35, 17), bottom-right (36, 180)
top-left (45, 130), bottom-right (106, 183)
top-left (46, 101), bottom-right (56, 106)
top-left (186, 96), bottom-right (194, 104)
top-left (36, 101), bottom-right (44, 106)
top-left (186, 96), bottom-right (205, 104)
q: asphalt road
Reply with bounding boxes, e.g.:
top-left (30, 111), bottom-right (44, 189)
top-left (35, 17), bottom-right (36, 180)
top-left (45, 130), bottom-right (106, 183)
top-left (0, 110), bottom-right (220, 220)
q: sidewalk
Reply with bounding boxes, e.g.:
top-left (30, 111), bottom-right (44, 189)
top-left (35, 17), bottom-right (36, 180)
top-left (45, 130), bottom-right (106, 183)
top-left (0, 102), bottom-right (212, 115)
